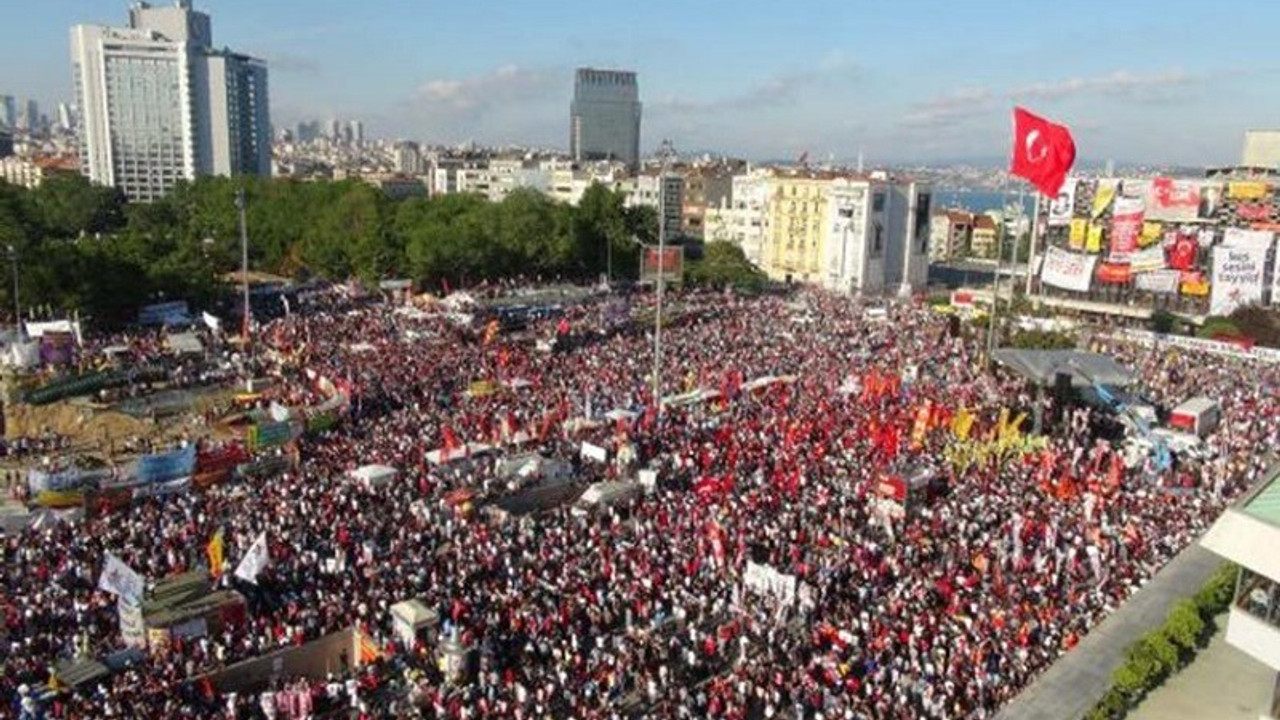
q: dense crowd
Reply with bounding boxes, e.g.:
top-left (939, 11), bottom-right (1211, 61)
top-left (3, 286), bottom-right (1277, 720)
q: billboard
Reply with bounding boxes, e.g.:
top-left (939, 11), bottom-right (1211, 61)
top-left (1108, 197), bottom-right (1144, 263)
top-left (1040, 247), bottom-right (1098, 292)
top-left (1210, 245), bottom-right (1267, 316)
top-left (1047, 180), bottom-right (1076, 226)
top-left (641, 247), bottom-right (684, 284)
top-left (1145, 177), bottom-right (1201, 222)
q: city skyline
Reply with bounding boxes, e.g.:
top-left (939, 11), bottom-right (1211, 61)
top-left (4, 0), bottom-right (1280, 165)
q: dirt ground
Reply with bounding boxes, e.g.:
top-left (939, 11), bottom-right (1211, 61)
top-left (3, 387), bottom-right (239, 464)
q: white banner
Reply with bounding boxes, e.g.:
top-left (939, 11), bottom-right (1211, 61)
top-left (234, 532), bottom-right (270, 584)
top-left (743, 561), bottom-right (798, 605)
top-left (1048, 180), bottom-right (1076, 226)
top-left (118, 597), bottom-right (147, 649)
top-left (580, 442), bottom-right (608, 463)
top-left (201, 311), bottom-right (221, 333)
top-left (1040, 247), bottom-right (1098, 292)
top-left (1134, 269), bottom-right (1180, 294)
top-left (1129, 245), bottom-right (1166, 274)
top-left (1211, 245), bottom-right (1268, 316)
top-left (99, 552), bottom-right (145, 603)
top-left (1222, 228), bottom-right (1275, 252)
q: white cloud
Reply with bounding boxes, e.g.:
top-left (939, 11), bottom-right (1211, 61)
top-left (899, 87), bottom-right (994, 128)
top-left (1011, 69), bottom-right (1199, 102)
top-left (415, 64), bottom-right (560, 115)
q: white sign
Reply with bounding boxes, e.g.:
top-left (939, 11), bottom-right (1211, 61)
top-left (1222, 228), bottom-right (1274, 252)
top-left (743, 561), bottom-right (798, 605)
top-left (98, 552), bottom-right (145, 603)
top-left (1129, 245), bottom-right (1166, 274)
top-left (118, 597), bottom-right (147, 649)
top-left (1048, 180), bottom-right (1076, 226)
top-left (580, 442), bottom-right (608, 463)
top-left (1134, 269), bottom-right (1180, 294)
top-left (1040, 247), bottom-right (1098, 292)
top-left (1210, 245), bottom-right (1268, 316)
top-left (234, 532), bottom-right (270, 584)
top-left (638, 469), bottom-right (658, 493)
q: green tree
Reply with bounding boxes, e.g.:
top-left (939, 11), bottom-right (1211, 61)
top-left (574, 183), bottom-right (629, 278)
top-left (685, 241), bottom-right (766, 289)
top-left (28, 174), bottom-right (126, 239)
top-left (1164, 599), bottom-right (1206, 651)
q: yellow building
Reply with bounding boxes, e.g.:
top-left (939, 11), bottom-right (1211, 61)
top-left (761, 172), bottom-right (832, 283)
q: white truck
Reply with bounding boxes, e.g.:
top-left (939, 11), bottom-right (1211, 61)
top-left (1168, 396), bottom-right (1221, 438)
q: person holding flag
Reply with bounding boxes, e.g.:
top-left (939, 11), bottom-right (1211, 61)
top-left (206, 527), bottom-right (225, 579)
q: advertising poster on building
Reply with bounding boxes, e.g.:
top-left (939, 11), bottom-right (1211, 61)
top-left (1129, 245), bottom-right (1167, 273)
top-left (1228, 181), bottom-right (1269, 201)
top-left (641, 247), bottom-right (683, 284)
top-left (1048, 181), bottom-right (1076, 226)
top-left (1086, 224), bottom-right (1104, 253)
top-left (1108, 197), bottom-right (1144, 263)
top-left (1210, 245), bottom-right (1268, 316)
top-left (1092, 181), bottom-right (1117, 219)
top-left (1222, 228), bottom-right (1275, 253)
top-left (1146, 177), bottom-right (1202, 222)
top-left (1068, 219), bottom-right (1088, 250)
top-left (1140, 221), bottom-right (1164, 248)
top-left (1040, 247), bottom-right (1098, 292)
top-left (1135, 269), bottom-right (1181, 294)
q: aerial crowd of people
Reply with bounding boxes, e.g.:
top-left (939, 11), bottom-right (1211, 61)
top-left (2, 284), bottom-right (1277, 720)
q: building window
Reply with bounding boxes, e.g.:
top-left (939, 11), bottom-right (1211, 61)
top-left (873, 192), bottom-right (885, 212)
top-left (1236, 568), bottom-right (1280, 629)
top-left (873, 222), bottom-right (883, 254)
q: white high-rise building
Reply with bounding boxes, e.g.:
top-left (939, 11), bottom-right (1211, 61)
top-left (71, 1), bottom-right (270, 202)
top-left (0, 96), bottom-right (14, 129)
top-left (57, 102), bottom-right (74, 131)
top-left (393, 141), bottom-right (420, 175)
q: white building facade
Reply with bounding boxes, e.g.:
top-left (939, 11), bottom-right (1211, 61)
top-left (71, 0), bottom-right (270, 201)
top-left (820, 179), bottom-right (931, 296)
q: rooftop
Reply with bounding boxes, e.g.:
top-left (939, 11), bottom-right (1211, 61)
top-left (1242, 473), bottom-right (1280, 529)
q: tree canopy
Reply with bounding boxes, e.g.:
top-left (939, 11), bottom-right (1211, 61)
top-left (0, 175), bottom-right (661, 325)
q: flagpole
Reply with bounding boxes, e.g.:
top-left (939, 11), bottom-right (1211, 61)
top-left (1025, 191), bottom-right (1043, 297)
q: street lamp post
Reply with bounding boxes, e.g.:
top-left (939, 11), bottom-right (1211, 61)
top-left (652, 140), bottom-right (676, 421)
top-left (6, 245), bottom-right (18, 339)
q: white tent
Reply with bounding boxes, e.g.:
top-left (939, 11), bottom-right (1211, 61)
top-left (425, 443), bottom-right (494, 466)
top-left (389, 598), bottom-right (438, 647)
top-left (350, 464), bottom-right (399, 488)
top-left (166, 332), bottom-right (204, 355)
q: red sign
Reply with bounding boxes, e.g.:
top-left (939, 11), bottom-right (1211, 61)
top-left (1096, 263), bottom-right (1133, 284)
top-left (1167, 233), bottom-right (1199, 271)
top-left (876, 476), bottom-right (906, 503)
top-left (1108, 197), bottom-right (1143, 262)
top-left (1238, 202), bottom-right (1273, 221)
top-left (1148, 177), bottom-right (1201, 221)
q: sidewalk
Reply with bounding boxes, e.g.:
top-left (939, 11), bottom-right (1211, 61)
top-left (993, 544), bottom-right (1225, 720)
top-left (1129, 613), bottom-right (1273, 720)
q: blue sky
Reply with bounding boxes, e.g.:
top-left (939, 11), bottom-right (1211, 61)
top-left (5, 0), bottom-right (1280, 165)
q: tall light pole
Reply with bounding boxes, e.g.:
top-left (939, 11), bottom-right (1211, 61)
top-left (652, 139), bottom-right (677, 420)
top-left (236, 188), bottom-right (251, 363)
top-left (6, 245), bottom-right (18, 339)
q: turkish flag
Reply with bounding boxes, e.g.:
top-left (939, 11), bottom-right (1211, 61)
top-left (1010, 107), bottom-right (1076, 197)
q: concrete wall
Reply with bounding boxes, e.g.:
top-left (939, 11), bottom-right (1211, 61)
top-left (201, 626), bottom-right (371, 693)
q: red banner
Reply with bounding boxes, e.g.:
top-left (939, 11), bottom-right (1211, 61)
top-left (1237, 202), bottom-right (1272, 221)
top-left (1096, 263), bottom-right (1133, 284)
top-left (1167, 232), bottom-right (1199, 271)
top-left (877, 476), bottom-right (906, 503)
top-left (1146, 177), bottom-right (1201, 221)
top-left (1108, 197), bottom-right (1143, 262)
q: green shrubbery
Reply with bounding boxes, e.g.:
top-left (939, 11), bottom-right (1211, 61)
top-left (1082, 563), bottom-right (1236, 720)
